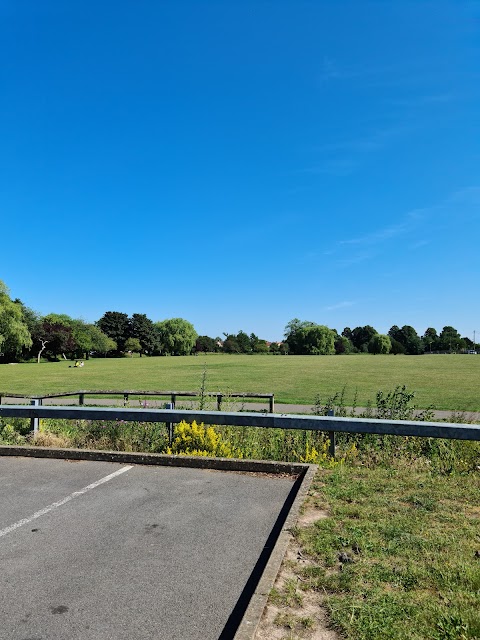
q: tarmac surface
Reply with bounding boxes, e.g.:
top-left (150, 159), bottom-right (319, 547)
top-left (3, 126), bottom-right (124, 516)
top-left (0, 456), bottom-right (297, 640)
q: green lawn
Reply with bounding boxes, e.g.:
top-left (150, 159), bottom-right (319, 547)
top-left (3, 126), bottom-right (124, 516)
top-left (0, 354), bottom-right (480, 411)
top-left (0, 354), bottom-right (479, 411)
top-left (281, 466), bottom-right (480, 640)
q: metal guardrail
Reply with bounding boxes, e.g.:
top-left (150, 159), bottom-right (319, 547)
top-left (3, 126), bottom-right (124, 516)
top-left (0, 405), bottom-right (478, 458)
top-left (0, 390), bottom-right (275, 412)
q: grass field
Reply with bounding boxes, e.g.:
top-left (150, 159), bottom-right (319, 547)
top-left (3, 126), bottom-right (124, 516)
top-left (0, 354), bottom-right (479, 411)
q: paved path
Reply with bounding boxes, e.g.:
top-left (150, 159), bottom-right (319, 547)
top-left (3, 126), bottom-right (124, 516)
top-left (0, 457), bottom-right (296, 640)
top-left (2, 395), bottom-right (478, 421)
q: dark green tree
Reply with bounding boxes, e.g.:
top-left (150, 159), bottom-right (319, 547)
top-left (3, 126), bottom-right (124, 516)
top-left (422, 327), bottom-right (439, 353)
top-left (351, 325), bottom-right (377, 352)
top-left (96, 311), bottom-right (130, 353)
top-left (284, 319), bottom-right (316, 354)
top-left (335, 335), bottom-right (354, 354)
top-left (390, 338), bottom-right (406, 355)
top-left (438, 326), bottom-right (465, 352)
top-left (130, 313), bottom-right (159, 356)
top-left (195, 336), bottom-right (217, 352)
top-left (236, 330), bottom-right (252, 353)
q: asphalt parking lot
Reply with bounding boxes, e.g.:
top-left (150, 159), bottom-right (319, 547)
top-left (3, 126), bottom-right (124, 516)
top-left (0, 456), bottom-right (298, 640)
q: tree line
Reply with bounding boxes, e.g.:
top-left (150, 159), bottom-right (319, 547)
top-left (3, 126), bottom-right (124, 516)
top-left (0, 279), bottom-right (475, 362)
top-left (0, 280), bottom-right (197, 362)
top-left (283, 319), bottom-right (473, 355)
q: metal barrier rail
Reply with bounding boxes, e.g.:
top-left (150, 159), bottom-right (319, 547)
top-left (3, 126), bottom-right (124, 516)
top-left (1, 405), bottom-right (479, 456)
top-left (0, 390), bottom-right (275, 412)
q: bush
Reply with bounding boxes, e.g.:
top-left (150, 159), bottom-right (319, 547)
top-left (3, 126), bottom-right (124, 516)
top-left (167, 420), bottom-right (241, 458)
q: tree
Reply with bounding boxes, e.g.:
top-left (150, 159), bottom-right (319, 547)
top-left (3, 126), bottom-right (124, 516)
top-left (236, 330), bottom-right (252, 353)
top-left (388, 325), bottom-right (423, 355)
top-left (222, 336), bottom-right (240, 353)
top-left (253, 339), bottom-right (269, 353)
top-left (438, 326), bottom-right (465, 352)
top-left (124, 337), bottom-right (142, 356)
top-left (195, 336), bottom-right (217, 353)
top-left (155, 318), bottom-right (197, 355)
top-left (284, 319), bottom-right (316, 354)
top-left (351, 325), bottom-right (377, 352)
top-left (0, 282), bottom-right (32, 359)
top-left (130, 313), bottom-right (159, 355)
top-left (96, 312), bottom-right (130, 353)
top-left (43, 314), bottom-right (108, 360)
top-left (335, 335), bottom-right (354, 355)
top-left (33, 321), bottom-right (75, 360)
top-left (390, 338), bottom-right (406, 355)
top-left (422, 328), bottom-right (439, 353)
top-left (368, 334), bottom-right (391, 355)
top-left (269, 342), bottom-right (280, 354)
top-left (301, 325), bottom-right (336, 355)
top-left (88, 325), bottom-right (117, 355)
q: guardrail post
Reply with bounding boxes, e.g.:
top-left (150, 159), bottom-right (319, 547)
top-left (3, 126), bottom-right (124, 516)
top-left (30, 398), bottom-right (42, 434)
top-left (165, 403), bottom-right (175, 445)
top-left (270, 395), bottom-right (274, 413)
top-left (171, 394), bottom-right (176, 409)
top-left (327, 409), bottom-right (336, 458)
top-left (79, 393), bottom-right (85, 406)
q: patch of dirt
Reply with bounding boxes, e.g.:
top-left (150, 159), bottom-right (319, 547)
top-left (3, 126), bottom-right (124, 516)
top-left (254, 501), bottom-right (341, 640)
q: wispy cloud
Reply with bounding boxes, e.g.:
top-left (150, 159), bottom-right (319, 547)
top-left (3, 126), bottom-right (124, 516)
top-left (448, 186), bottom-right (480, 205)
top-left (339, 222), bottom-right (408, 246)
top-left (324, 300), bottom-right (355, 311)
top-left (409, 240), bottom-right (430, 250)
top-left (303, 124), bottom-right (413, 176)
top-left (330, 186), bottom-right (480, 269)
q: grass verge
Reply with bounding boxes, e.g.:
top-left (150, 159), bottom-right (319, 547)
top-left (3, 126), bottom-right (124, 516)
top-left (278, 465), bottom-right (480, 640)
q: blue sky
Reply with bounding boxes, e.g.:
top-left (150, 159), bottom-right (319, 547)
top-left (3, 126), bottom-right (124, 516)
top-left (1, 1), bottom-right (479, 341)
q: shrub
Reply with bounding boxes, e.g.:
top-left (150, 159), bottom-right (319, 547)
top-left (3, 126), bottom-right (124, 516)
top-left (167, 420), bottom-right (241, 458)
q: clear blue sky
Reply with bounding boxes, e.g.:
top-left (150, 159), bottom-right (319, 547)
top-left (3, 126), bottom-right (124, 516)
top-left (1, 1), bottom-right (479, 341)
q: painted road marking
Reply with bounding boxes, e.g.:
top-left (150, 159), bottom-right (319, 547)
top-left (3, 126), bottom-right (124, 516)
top-left (0, 465), bottom-right (133, 539)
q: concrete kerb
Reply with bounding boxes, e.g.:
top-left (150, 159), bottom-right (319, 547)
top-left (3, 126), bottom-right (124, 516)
top-left (233, 463), bottom-right (317, 640)
top-left (0, 445), bottom-right (316, 639)
top-left (0, 445), bottom-right (309, 475)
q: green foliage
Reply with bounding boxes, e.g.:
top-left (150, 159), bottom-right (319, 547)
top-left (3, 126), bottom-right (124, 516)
top-left (33, 320), bottom-right (76, 360)
top-left (284, 319), bottom-right (336, 355)
top-left (155, 318), bottom-right (197, 355)
top-left (351, 325), bottom-right (377, 352)
top-left (96, 311), bottom-right (130, 353)
top-left (124, 337), bottom-right (142, 354)
top-left (89, 325), bottom-right (117, 355)
top-left (0, 282), bottom-right (32, 359)
top-left (195, 335), bottom-right (218, 353)
top-left (0, 417), bottom-right (28, 444)
top-left (368, 333), bottom-right (391, 354)
top-left (389, 325), bottom-right (423, 355)
top-left (130, 313), bottom-right (159, 355)
top-left (438, 326), bottom-right (465, 352)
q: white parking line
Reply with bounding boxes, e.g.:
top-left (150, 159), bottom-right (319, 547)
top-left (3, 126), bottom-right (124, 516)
top-left (0, 465), bottom-right (133, 539)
